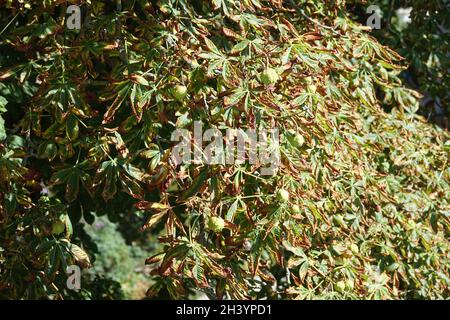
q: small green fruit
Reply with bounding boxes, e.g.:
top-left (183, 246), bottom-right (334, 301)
top-left (345, 279), bottom-right (355, 290)
top-left (293, 134), bottom-right (305, 148)
top-left (324, 200), bottom-right (334, 211)
top-left (276, 189), bottom-right (290, 203)
top-left (292, 204), bottom-right (301, 214)
top-left (172, 85), bottom-right (187, 102)
top-left (208, 216), bottom-right (225, 233)
top-left (334, 281), bottom-right (346, 293)
top-left (261, 68), bottom-right (279, 85)
top-left (51, 220), bottom-right (65, 235)
top-left (350, 243), bottom-right (359, 254)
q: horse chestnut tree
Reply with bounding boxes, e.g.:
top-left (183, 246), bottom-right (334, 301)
top-left (0, 0), bottom-right (448, 300)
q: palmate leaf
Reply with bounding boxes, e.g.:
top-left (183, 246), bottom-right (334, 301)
top-left (51, 161), bottom-right (93, 203)
top-left (94, 160), bottom-right (119, 201)
top-left (94, 158), bottom-right (146, 201)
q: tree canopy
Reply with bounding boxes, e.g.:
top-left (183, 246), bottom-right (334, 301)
top-left (0, 0), bottom-right (448, 300)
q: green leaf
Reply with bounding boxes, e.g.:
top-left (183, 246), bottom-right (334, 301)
top-left (180, 167), bottom-right (209, 201)
top-left (231, 40), bottom-right (249, 54)
top-left (203, 37), bottom-right (221, 55)
top-left (282, 240), bottom-right (306, 257)
top-left (0, 115), bottom-right (6, 141)
top-left (132, 74), bottom-right (149, 86)
top-left (37, 141), bottom-right (58, 160)
top-left (224, 90), bottom-right (246, 107)
top-left (66, 114), bottom-right (79, 141)
top-left (226, 199), bottom-right (238, 221)
top-left (51, 161), bottom-right (92, 202)
top-left (0, 96), bottom-right (7, 112)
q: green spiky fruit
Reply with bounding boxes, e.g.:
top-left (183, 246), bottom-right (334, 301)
top-left (51, 220), bottom-right (65, 235)
top-left (293, 134), bottom-right (305, 148)
top-left (324, 200), bottom-right (334, 211)
top-left (292, 204), bottom-right (301, 214)
top-left (171, 85), bottom-right (187, 101)
top-left (287, 130), bottom-right (305, 148)
top-left (276, 189), bottom-right (290, 203)
top-left (261, 68), bottom-right (279, 85)
top-left (345, 279), bottom-right (355, 290)
top-left (334, 281), bottom-right (346, 293)
top-left (350, 243), bottom-right (359, 254)
top-left (208, 216), bottom-right (225, 232)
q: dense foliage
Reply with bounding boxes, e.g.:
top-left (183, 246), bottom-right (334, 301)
top-left (0, 0), bottom-right (448, 299)
top-left (351, 0), bottom-right (449, 127)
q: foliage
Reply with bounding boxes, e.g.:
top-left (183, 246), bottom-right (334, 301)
top-left (350, 0), bottom-right (449, 127)
top-left (0, 0), bottom-right (449, 300)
